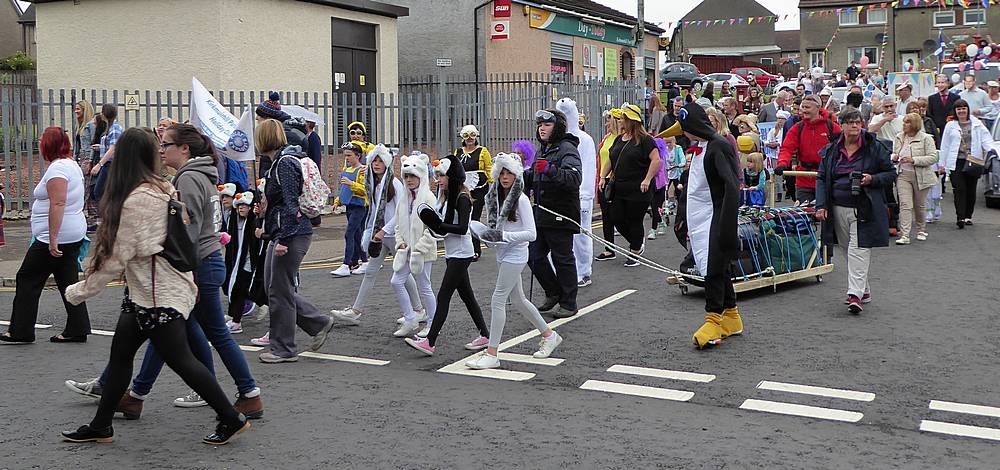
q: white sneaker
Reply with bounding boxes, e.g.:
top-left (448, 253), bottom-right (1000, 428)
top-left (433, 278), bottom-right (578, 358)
top-left (351, 262), bottom-right (368, 275)
top-left (250, 331), bottom-right (270, 346)
top-left (330, 307), bottom-right (362, 325)
top-left (393, 321), bottom-right (421, 338)
top-left (647, 229), bottom-right (657, 240)
top-left (174, 390), bottom-right (207, 408)
top-left (330, 264), bottom-right (352, 277)
top-left (396, 309), bottom-right (428, 324)
top-left (226, 320), bottom-right (243, 334)
top-left (417, 325), bottom-right (430, 338)
top-left (895, 236), bottom-right (910, 245)
top-left (465, 353), bottom-right (501, 370)
top-left (533, 331), bottom-right (563, 358)
top-left (916, 232), bottom-right (928, 241)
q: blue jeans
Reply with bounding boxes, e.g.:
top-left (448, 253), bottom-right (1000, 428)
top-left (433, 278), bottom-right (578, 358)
top-left (344, 204), bottom-right (367, 266)
top-left (99, 252), bottom-right (257, 395)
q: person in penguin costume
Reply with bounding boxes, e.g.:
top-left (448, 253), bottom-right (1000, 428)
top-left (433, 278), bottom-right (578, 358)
top-left (223, 191), bottom-right (260, 334)
top-left (662, 102), bottom-right (744, 349)
top-left (556, 98), bottom-right (597, 288)
top-left (390, 152), bottom-right (439, 339)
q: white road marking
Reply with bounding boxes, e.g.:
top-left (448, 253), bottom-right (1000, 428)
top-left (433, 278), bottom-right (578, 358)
top-left (919, 420), bottom-right (1000, 442)
top-left (756, 380), bottom-right (875, 402)
top-left (437, 289), bottom-right (636, 381)
top-left (298, 351), bottom-right (390, 366)
top-left (580, 380), bottom-right (694, 402)
top-left (929, 400), bottom-right (1000, 418)
top-left (739, 399), bottom-right (864, 423)
top-left (239, 345), bottom-right (264, 352)
top-left (91, 329), bottom-right (115, 337)
top-left (0, 320), bottom-right (52, 329)
top-left (608, 364), bottom-right (716, 383)
top-left (498, 353), bottom-right (564, 366)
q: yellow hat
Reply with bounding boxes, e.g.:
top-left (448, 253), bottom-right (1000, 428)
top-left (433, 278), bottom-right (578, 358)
top-left (610, 108), bottom-right (623, 119)
top-left (656, 121), bottom-right (682, 139)
top-left (737, 135), bottom-right (755, 153)
top-left (620, 103), bottom-right (643, 122)
top-left (347, 121), bottom-right (367, 135)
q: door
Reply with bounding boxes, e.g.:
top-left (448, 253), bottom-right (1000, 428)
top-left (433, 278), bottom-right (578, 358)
top-left (331, 18), bottom-right (377, 137)
top-left (900, 52), bottom-right (919, 71)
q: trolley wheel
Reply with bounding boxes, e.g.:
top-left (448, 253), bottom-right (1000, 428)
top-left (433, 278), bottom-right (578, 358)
top-left (816, 275), bottom-right (823, 283)
top-left (679, 285), bottom-right (689, 295)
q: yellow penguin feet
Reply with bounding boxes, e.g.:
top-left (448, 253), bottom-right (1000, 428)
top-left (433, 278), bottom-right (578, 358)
top-left (692, 312), bottom-right (725, 349)
top-left (720, 307), bottom-right (744, 338)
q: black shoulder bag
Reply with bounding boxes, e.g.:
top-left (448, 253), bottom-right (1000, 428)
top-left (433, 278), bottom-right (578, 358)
top-left (603, 139), bottom-right (630, 204)
top-left (159, 190), bottom-right (201, 273)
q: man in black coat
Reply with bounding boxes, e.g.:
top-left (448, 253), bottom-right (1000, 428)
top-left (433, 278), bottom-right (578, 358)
top-left (927, 73), bottom-right (961, 147)
top-left (529, 109), bottom-right (583, 318)
top-left (662, 103), bottom-right (743, 349)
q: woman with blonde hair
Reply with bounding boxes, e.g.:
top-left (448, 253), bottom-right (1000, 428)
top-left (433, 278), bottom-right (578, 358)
top-left (733, 114), bottom-right (761, 152)
top-left (892, 113), bottom-right (938, 244)
top-left (647, 94), bottom-right (667, 133)
top-left (706, 107), bottom-right (739, 153)
top-left (74, 101), bottom-right (96, 163)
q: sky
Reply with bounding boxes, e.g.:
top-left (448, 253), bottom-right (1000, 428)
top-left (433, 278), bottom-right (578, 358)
top-left (592, 0), bottom-right (802, 34)
top-left (15, 1), bottom-right (28, 13)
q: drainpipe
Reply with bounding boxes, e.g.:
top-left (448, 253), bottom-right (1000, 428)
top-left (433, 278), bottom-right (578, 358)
top-left (474, 0), bottom-right (492, 84)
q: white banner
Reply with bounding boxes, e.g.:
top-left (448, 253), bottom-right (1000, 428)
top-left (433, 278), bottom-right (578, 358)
top-left (190, 77), bottom-right (256, 162)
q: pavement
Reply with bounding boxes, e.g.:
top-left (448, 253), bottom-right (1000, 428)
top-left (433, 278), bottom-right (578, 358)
top-left (1, 194), bottom-right (999, 468)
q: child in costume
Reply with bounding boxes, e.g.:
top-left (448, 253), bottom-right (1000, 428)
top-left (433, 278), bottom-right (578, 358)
top-left (392, 153), bottom-right (439, 343)
top-left (464, 153), bottom-right (563, 370)
top-left (330, 143), bottom-right (369, 277)
top-left (218, 183), bottom-right (237, 231)
top-left (224, 191), bottom-right (259, 334)
top-left (249, 181), bottom-right (271, 346)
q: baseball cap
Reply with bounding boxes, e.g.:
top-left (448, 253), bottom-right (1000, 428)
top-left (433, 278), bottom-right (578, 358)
top-left (988, 81), bottom-right (1000, 88)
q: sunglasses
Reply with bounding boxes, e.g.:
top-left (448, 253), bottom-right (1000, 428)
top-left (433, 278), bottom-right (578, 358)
top-left (160, 142), bottom-right (178, 149)
top-left (460, 131), bottom-right (478, 139)
top-left (348, 130), bottom-right (365, 136)
top-left (341, 142), bottom-right (362, 151)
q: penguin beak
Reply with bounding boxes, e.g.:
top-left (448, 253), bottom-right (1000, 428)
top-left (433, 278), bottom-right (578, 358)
top-left (656, 121), bottom-right (683, 139)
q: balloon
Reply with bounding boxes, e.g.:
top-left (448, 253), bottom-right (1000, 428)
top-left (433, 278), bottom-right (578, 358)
top-left (975, 61), bottom-right (984, 70)
top-left (984, 46), bottom-right (993, 57)
top-left (902, 62), bottom-right (913, 72)
top-left (859, 56), bottom-right (870, 67)
top-left (967, 44), bottom-right (979, 57)
top-left (959, 63), bottom-right (967, 72)
top-left (951, 73), bottom-right (961, 84)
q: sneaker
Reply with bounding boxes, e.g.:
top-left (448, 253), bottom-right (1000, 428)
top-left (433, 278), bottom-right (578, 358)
top-left (396, 309), bottom-right (428, 325)
top-left (623, 257), bottom-right (640, 267)
top-left (352, 262), bottom-right (369, 275)
top-left (465, 352), bottom-right (500, 369)
top-left (310, 317), bottom-right (336, 351)
top-left (330, 264), bottom-right (352, 277)
top-left (241, 300), bottom-right (255, 317)
top-left (965, 218), bottom-right (973, 226)
top-left (417, 325), bottom-right (430, 338)
top-left (847, 295), bottom-right (863, 314)
top-left (464, 335), bottom-right (489, 350)
top-left (404, 337), bottom-right (435, 356)
top-left (226, 320), bottom-right (243, 334)
top-left (647, 229), bottom-right (657, 240)
top-left (533, 331), bottom-right (563, 358)
top-left (895, 236), bottom-right (910, 245)
top-left (393, 321), bottom-right (421, 338)
top-left (65, 378), bottom-right (102, 399)
top-left (174, 390), bottom-right (207, 408)
top-left (258, 352), bottom-right (298, 363)
top-left (552, 306), bottom-right (578, 319)
top-left (656, 222), bottom-right (668, 235)
top-left (250, 332), bottom-right (270, 346)
top-left (861, 292), bottom-right (872, 304)
top-left (595, 251), bottom-right (616, 261)
top-left (916, 232), bottom-right (928, 241)
top-left (537, 296), bottom-right (560, 312)
top-left (577, 276), bottom-right (592, 288)
top-left (203, 415), bottom-right (250, 446)
top-left (62, 424), bottom-right (114, 444)
top-left (330, 307), bottom-right (362, 325)
top-left (234, 389), bottom-right (264, 420)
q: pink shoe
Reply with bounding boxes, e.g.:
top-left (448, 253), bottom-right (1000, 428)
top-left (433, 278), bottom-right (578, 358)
top-left (404, 337), bottom-right (435, 356)
top-left (250, 332), bottom-right (270, 346)
top-left (464, 335), bottom-right (489, 351)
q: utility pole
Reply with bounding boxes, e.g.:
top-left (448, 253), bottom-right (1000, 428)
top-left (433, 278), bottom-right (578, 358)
top-left (636, 0), bottom-right (645, 46)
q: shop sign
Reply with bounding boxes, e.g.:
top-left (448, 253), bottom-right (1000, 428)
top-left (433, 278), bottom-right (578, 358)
top-left (491, 21), bottom-right (509, 40)
top-left (529, 7), bottom-right (637, 46)
top-left (494, 0), bottom-right (511, 18)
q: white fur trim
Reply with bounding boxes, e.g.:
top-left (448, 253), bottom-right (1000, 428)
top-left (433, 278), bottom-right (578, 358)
top-left (491, 152), bottom-right (524, 181)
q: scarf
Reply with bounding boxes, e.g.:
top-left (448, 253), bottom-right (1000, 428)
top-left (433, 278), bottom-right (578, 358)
top-left (484, 177), bottom-right (523, 232)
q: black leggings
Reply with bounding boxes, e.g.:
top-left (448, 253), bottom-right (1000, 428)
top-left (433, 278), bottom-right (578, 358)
top-left (91, 311), bottom-right (239, 429)
top-left (950, 162), bottom-right (979, 221)
top-left (598, 191), bottom-right (615, 251)
top-left (649, 187), bottom-right (667, 229)
top-left (426, 257), bottom-right (489, 347)
top-left (613, 197), bottom-right (651, 251)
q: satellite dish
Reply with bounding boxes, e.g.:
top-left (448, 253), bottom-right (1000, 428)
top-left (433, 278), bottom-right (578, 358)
top-left (922, 39), bottom-right (938, 53)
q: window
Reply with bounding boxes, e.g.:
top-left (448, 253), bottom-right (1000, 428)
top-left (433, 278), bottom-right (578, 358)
top-left (760, 58), bottom-right (773, 65)
top-left (964, 9), bottom-right (986, 25)
top-left (933, 11), bottom-right (955, 27)
top-left (839, 9), bottom-right (859, 26)
top-left (848, 47), bottom-right (879, 67)
top-left (867, 8), bottom-right (887, 24)
top-left (809, 51), bottom-right (825, 69)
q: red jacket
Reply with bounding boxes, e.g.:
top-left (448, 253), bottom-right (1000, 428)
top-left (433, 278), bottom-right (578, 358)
top-left (777, 108), bottom-right (842, 189)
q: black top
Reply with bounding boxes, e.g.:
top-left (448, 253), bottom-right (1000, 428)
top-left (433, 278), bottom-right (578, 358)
top-left (609, 134), bottom-right (657, 201)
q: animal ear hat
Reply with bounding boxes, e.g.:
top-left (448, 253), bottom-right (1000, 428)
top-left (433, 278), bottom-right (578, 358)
top-left (491, 152), bottom-right (524, 182)
top-left (218, 183), bottom-right (237, 197)
top-left (234, 191), bottom-right (254, 206)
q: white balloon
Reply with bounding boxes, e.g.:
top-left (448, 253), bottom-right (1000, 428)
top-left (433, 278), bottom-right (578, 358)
top-left (984, 46), bottom-right (993, 56)
top-left (967, 44), bottom-right (979, 57)
top-left (951, 73), bottom-right (961, 84)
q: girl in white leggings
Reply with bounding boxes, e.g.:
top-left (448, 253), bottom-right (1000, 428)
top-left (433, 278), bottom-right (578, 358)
top-left (465, 153), bottom-right (563, 370)
top-left (390, 152), bottom-right (439, 337)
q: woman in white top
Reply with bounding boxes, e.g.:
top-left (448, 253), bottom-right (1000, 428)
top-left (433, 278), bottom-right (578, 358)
top-left (1, 127), bottom-right (90, 345)
top-left (328, 145), bottom-right (427, 335)
top-left (940, 99), bottom-right (999, 228)
top-left (464, 153), bottom-right (563, 370)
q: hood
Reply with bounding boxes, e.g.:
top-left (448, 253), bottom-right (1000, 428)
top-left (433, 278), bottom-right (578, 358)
top-left (485, 153), bottom-right (525, 231)
top-left (556, 98), bottom-right (581, 134)
top-left (491, 152), bottom-right (524, 182)
top-left (434, 153), bottom-right (467, 222)
top-left (677, 102), bottom-right (716, 141)
top-left (400, 152), bottom-right (431, 190)
top-left (179, 155), bottom-right (220, 182)
top-left (366, 144), bottom-right (394, 180)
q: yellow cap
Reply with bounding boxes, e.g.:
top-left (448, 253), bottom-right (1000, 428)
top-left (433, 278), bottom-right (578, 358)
top-left (610, 108), bottom-right (623, 119)
top-left (737, 135), bottom-right (755, 153)
top-left (656, 121), bottom-right (682, 139)
top-left (620, 103), bottom-right (643, 122)
top-left (347, 121), bottom-right (367, 134)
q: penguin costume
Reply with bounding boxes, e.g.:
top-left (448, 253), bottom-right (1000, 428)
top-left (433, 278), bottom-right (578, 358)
top-left (662, 102), bottom-right (744, 349)
top-left (223, 191), bottom-right (259, 325)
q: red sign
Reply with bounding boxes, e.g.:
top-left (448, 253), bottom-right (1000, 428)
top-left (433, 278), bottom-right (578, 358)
top-left (491, 21), bottom-right (509, 40)
top-left (494, 0), bottom-right (511, 18)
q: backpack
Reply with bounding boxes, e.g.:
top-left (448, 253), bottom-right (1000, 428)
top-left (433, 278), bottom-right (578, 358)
top-left (276, 150), bottom-right (331, 219)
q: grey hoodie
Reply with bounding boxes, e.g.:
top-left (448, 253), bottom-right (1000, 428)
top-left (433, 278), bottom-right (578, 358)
top-left (174, 155), bottom-right (223, 259)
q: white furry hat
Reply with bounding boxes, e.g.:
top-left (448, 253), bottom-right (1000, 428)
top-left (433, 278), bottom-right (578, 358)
top-left (400, 152), bottom-right (431, 183)
top-left (218, 183), bottom-right (237, 197)
top-left (233, 191), bottom-right (253, 206)
top-left (491, 152), bottom-right (523, 181)
top-left (459, 124), bottom-right (479, 138)
top-left (366, 144), bottom-right (392, 167)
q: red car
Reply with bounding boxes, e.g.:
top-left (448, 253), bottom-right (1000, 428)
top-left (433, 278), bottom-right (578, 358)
top-left (730, 67), bottom-right (780, 88)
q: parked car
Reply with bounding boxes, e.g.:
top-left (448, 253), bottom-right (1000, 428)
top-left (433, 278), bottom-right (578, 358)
top-left (661, 62), bottom-right (706, 92)
top-left (704, 73), bottom-right (749, 90)
top-left (731, 67), bottom-right (780, 88)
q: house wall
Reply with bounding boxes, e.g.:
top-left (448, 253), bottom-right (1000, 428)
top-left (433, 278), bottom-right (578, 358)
top-left (0, 1), bottom-right (23, 58)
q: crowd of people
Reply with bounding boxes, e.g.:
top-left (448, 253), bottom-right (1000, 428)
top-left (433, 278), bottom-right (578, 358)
top-left (1, 64), bottom-right (999, 445)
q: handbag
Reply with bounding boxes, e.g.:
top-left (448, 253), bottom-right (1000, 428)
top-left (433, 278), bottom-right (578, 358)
top-left (603, 140), bottom-right (629, 203)
top-left (962, 157), bottom-right (986, 178)
top-left (367, 240), bottom-right (383, 258)
top-left (159, 191), bottom-right (201, 273)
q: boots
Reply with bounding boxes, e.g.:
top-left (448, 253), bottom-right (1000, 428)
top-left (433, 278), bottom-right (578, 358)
top-left (692, 312), bottom-right (725, 349)
top-left (234, 394), bottom-right (264, 419)
top-left (117, 393), bottom-right (143, 420)
top-left (720, 307), bottom-right (744, 337)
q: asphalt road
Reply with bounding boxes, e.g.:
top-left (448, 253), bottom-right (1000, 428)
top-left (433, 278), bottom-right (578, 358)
top-left (1, 198), bottom-right (999, 469)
